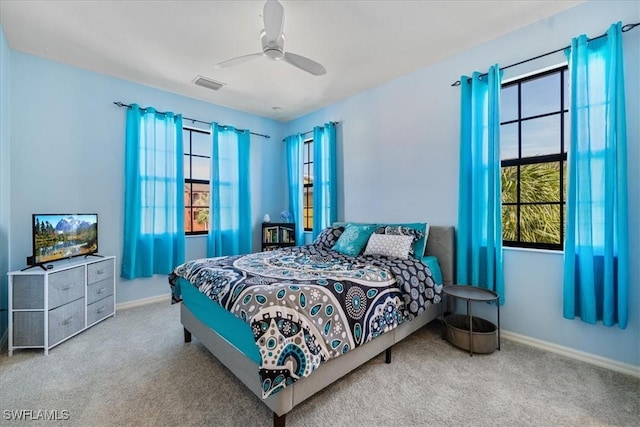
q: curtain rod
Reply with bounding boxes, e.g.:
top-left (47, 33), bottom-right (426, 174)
top-left (451, 22), bottom-right (639, 87)
top-left (113, 102), bottom-right (271, 139)
top-left (281, 121), bottom-right (340, 141)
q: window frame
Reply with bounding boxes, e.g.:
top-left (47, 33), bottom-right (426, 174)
top-left (500, 65), bottom-right (568, 251)
top-left (302, 138), bottom-right (313, 232)
top-left (184, 126), bottom-right (211, 236)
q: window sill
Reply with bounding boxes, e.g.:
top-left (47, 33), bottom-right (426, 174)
top-left (503, 246), bottom-right (563, 255)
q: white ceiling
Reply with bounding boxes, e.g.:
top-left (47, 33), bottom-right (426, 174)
top-left (0, 0), bottom-right (585, 122)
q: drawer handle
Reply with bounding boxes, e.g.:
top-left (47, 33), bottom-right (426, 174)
top-left (96, 269), bottom-right (104, 275)
top-left (96, 287), bottom-right (106, 294)
top-left (60, 285), bottom-right (72, 291)
top-left (61, 316), bottom-right (74, 325)
top-left (97, 306), bottom-right (106, 314)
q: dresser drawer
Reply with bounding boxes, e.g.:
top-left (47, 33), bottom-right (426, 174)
top-left (87, 259), bottom-right (114, 285)
top-left (87, 295), bottom-right (114, 325)
top-left (12, 275), bottom-right (45, 309)
top-left (48, 298), bottom-right (85, 346)
top-left (48, 266), bottom-right (85, 309)
top-left (87, 278), bottom-right (114, 305)
top-left (12, 311), bottom-right (45, 346)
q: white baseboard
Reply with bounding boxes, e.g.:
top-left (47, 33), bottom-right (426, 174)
top-left (116, 293), bottom-right (171, 311)
top-left (501, 329), bottom-right (640, 378)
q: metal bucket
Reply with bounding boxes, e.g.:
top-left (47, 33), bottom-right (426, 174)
top-left (444, 314), bottom-right (497, 354)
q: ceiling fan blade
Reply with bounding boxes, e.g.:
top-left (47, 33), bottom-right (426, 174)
top-left (215, 53), bottom-right (263, 69)
top-left (263, 0), bottom-right (284, 42)
top-left (283, 52), bottom-right (327, 76)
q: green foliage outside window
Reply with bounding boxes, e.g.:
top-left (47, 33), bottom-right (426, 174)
top-left (195, 192), bottom-right (209, 227)
top-left (501, 162), bottom-right (565, 245)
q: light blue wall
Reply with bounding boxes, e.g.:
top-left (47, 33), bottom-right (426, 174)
top-left (3, 1), bottom-right (638, 368)
top-left (285, 0), bottom-right (640, 367)
top-left (0, 24), bottom-right (11, 343)
top-left (8, 52), bottom-right (287, 305)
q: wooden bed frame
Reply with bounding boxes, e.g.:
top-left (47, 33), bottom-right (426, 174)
top-left (180, 226), bottom-right (455, 426)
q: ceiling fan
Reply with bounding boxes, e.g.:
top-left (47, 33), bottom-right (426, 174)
top-left (214, 0), bottom-right (327, 76)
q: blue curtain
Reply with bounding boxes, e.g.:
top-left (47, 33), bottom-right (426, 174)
top-left (122, 104), bottom-right (185, 279)
top-left (563, 22), bottom-right (629, 328)
top-left (285, 133), bottom-right (304, 245)
top-left (207, 124), bottom-right (252, 257)
top-left (457, 66), bottom-right (504, 303)
top-left (312, 122), bottom-right (337, 240)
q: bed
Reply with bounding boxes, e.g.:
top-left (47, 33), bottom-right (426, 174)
top-left (169, 223), bottom-right (455, 426)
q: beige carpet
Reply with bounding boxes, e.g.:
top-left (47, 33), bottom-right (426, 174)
top-left (1, 301), bottom-right (638, 427)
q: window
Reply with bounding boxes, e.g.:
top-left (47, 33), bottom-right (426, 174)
top-left (302, 139), bottom-right (314, 231)
top-left (500, 66), bottom-right (569, 250)
top-left (183, 127), bottom-right (211, 235)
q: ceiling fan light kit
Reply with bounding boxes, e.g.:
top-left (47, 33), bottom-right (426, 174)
top-left (215, 0), bottom-right (326, 76)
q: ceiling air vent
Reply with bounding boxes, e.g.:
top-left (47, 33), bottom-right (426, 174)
top-left (193, 75), bottom-right (225, 91)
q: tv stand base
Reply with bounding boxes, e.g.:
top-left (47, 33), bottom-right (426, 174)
top-left (20, 263), bottom-right (47, 272)
top-left (85, 253), bottom-right (105, 259)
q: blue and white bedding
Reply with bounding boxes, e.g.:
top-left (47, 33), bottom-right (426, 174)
top-left (169, 242), bottom-right (442, 398)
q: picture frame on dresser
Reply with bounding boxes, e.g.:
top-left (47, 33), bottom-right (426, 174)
top-left (7, 256), bottom-right (116, 356)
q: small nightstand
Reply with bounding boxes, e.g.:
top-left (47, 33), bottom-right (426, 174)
top-left (261, 222), bottom-right (296, 251)
top-left (441, 285), bottom-right (500, 356)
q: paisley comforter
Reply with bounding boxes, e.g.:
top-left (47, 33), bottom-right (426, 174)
top-left (169, 244), bottom-right (442, 398)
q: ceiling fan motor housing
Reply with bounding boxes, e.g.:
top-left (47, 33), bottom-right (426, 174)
top-left (261, 31), bottom-right (284, 60)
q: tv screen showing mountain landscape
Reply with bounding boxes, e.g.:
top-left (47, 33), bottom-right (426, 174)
top-left (33, 214), bottom-right (98, 264)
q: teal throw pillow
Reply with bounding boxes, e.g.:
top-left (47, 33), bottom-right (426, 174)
top-left (332, 224), bottom-right (377, 256)
top-left (421, 255), bottom-right (443, 285)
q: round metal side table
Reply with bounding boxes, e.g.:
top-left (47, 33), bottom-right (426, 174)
top-left (441, 285), bottom-right (500, 356)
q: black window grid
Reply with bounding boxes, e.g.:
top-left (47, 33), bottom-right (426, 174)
top-left (500, 66), bottom-right (568, 251)
top-left (184, 127), bottom-right (211, 236)
top-left (303, 139), bottom-right (313, 231)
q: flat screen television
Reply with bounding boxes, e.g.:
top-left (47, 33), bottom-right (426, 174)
top-left (32, 213), bottom-right (98, 265)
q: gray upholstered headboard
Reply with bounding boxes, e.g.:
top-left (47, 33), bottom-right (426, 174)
top-left (425, 226), bottom-right (456, 286)
top-left (331, 222), bottom-right (455, 286)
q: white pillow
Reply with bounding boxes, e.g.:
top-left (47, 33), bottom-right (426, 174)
top-left (363, 233), bottom-right (414, 259)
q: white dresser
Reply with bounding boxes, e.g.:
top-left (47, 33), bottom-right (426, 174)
top-left (7, 256), bottom-right (116, 356)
